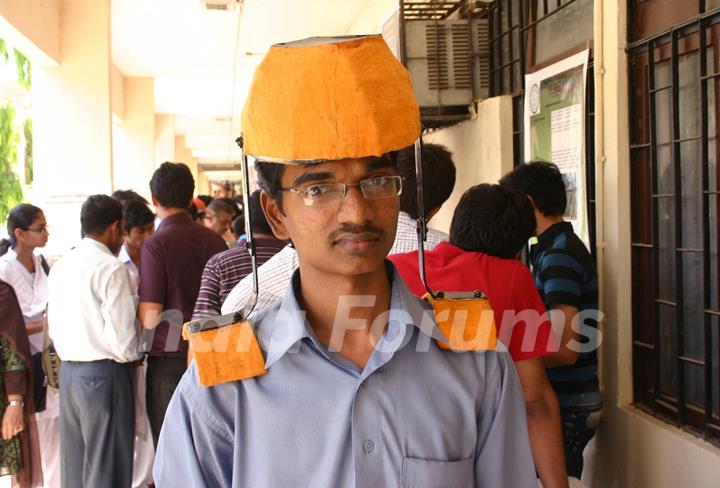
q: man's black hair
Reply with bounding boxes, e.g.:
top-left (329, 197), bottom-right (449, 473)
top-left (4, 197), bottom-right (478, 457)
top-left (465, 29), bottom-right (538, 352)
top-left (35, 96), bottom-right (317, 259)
top-left (217, 197), bottom-right (241, 219)
top-left (397, 143), bottom-right (456, 219)
top-left (112, 189), bottom-right (148, 205)
top-left (246, 190), bottom-right (273, 236)
top-left (499, 161), bottom-right (566, 217)
top-left (81, 195), bottom-right (124, 237)
top-left (254, 161), bottom-right (288, 212)
top-left (232, 215), bottom-right (245, 237)
top-left (207, 198), bottom-right (236, 218)
top-left (149, 162), bottom-right (195, 209)
top-left (196, 195), bottom-right (213, 207)
top-left (123, 200), bottom-right (155, 232)
top-left (188, 202), bottom-right (200, 221)
top-left (449, 184), bottom-right (536, 259)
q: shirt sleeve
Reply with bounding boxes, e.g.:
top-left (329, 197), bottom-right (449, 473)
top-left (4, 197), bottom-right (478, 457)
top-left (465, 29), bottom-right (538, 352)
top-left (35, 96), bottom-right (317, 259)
top-left (139, 238), bottom-right (166, 305)
top-left (538, 249), bottom-right (584, 308)
top-left (153, 369), bottom-right (233, 488)
top-left (502, 264), bottom-right (555, 361)
top-left (100, 265), bottom-right (141, 362)
top-left (192, 259), bottom-right (222, 320)
top-left (221, 246), bottom-right (298, 315)
top-left (474, 352), bottom-right (537, 487)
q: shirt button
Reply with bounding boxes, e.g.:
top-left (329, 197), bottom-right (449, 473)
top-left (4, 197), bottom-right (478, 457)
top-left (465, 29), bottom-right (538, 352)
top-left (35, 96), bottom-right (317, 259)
top-left (363, 440), bottom-right (375, 453)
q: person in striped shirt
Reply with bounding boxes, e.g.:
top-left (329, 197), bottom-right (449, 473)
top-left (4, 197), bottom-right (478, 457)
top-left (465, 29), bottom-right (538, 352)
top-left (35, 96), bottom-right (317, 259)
top-left (192, 190), bottom-right (286, 320)
top-left (500, 161), bottom-right (601, 480)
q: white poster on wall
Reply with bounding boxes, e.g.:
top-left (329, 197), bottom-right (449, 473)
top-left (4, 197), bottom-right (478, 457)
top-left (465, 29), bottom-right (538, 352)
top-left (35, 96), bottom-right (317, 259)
top-left (524, 49), bottom-right (590, 247)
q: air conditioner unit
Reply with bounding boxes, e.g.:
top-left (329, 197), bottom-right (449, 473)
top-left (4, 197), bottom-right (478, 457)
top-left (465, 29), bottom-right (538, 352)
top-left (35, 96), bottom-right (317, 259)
top-left (404, 19), bottom-right (490, 127)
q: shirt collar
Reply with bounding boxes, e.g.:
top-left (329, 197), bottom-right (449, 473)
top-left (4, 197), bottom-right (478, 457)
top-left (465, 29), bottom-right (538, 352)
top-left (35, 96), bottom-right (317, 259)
top-left (118, 245), bottom-right (132, 264)
top-left (81, 237), bottom-right (115, 256)
top-left (535, 221), bottom-right (574, 253)
top-left (259, 261), bottom-right (444, 370)
top-left (157, 211), bottom-right (192, 231)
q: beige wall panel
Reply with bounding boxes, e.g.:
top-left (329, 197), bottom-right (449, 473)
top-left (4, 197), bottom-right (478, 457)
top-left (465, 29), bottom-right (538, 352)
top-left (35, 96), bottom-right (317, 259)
top-left (424, 96), bottom-right (514, 233)
top-left (154, 114), bottom-right (175, 166)
top-left (113, 77), bottom-right (154, 201)
top-left (0, 0), bottom-right (59, 65)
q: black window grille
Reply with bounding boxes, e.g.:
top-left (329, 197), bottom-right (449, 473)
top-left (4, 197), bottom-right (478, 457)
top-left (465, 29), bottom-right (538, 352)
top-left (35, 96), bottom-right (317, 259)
top-left (488, 0), bottom-right (596, 257)
top-left (629, 1), bottom-right (720, 444)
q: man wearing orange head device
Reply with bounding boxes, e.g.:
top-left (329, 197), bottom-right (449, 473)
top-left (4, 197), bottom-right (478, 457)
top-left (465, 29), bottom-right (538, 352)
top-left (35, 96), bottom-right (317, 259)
top-left (154, 35), bottom-right (536, 487)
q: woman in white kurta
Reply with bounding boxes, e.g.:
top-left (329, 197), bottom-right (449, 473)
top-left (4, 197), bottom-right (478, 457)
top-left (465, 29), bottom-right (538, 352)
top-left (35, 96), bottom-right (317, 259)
top-left (0, 204), bottom-right (59, 488)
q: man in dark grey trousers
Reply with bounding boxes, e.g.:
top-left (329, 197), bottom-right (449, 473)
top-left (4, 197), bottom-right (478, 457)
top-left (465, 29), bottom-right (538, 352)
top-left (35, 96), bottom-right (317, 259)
top-left (48, 195), bottom-right (142, 488)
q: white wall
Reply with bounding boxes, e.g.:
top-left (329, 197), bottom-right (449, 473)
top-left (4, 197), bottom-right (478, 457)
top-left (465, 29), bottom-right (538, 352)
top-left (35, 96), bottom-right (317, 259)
top-left (346, 0), bottom-right (397, 34)
top-left (32, 0), bottom-right (113, 255)
top-left (424, 96), bottom-right (514, 232)
top-left (113, 77), bottom-right (155, 201)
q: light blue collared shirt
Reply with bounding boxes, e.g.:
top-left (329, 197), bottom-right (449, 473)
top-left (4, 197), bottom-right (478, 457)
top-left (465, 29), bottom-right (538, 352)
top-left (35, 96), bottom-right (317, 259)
top-left (154, 265), bottom-right (536, 488)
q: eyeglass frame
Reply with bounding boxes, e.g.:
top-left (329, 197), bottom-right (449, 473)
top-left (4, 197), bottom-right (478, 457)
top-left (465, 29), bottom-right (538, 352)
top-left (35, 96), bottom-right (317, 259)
top-left (25, 225), bottom-right (49, 234)
top-left (278, 175), bottom-right (404, 207)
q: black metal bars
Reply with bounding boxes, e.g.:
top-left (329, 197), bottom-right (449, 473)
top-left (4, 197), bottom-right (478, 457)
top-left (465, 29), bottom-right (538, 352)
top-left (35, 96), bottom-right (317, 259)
top-left (629, 6), bottom-right (720, 443)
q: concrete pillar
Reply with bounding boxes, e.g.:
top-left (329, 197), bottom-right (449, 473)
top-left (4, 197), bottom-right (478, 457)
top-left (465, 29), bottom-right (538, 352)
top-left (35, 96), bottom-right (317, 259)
top-left (113, 77), bottom-right (155, 201)
top-left (155, 114), bottom-right (175, 165)
top-left (174, 135), bottom-right (208, 196)
top-left (32, 0), bottom-right (113, 255)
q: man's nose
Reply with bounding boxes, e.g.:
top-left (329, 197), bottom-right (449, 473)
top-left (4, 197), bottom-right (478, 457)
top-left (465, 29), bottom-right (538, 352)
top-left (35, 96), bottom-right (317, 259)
top-left (336, 185), bottom-right (375, 224)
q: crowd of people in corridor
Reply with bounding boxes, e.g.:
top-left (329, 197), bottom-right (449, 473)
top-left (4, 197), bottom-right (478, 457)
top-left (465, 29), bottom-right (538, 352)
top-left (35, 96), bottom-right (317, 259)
top-left (0, 35), bottom-right (600, 488)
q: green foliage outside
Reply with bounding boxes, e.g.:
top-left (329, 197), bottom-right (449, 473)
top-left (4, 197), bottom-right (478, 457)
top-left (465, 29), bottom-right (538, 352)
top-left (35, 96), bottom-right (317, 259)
top-left (0, 38), bottom-right (32, 222)
top-left (0, 104), bottom-right (22, 222)
top-left (23, 119), bottom-right (32, 185)
top-left (14, 50), bottom-right (31, 91)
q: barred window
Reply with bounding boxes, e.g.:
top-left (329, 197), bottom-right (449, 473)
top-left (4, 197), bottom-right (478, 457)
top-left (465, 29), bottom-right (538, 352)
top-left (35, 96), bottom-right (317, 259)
top-left (629, 0), bottom-right (720, 443)
top-left (488, 0), bottom-right (596, 255)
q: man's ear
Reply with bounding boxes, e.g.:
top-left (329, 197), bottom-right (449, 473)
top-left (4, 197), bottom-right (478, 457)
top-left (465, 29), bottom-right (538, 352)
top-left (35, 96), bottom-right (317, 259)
top-left (526, 194), bottom-right (537, 210)
top-left (260, 191), bottom-right (289, 240)
top-left (151, 195), bottom-right (159, 207)
top-left (426, 206), bottom-right (440, 221)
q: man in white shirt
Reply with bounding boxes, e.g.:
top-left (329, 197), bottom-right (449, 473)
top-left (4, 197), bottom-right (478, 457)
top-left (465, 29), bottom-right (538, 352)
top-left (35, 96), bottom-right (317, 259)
top-left (48, 195), bottom-right (142, 488)
top-left (221, 143), bottom-right (457, 315)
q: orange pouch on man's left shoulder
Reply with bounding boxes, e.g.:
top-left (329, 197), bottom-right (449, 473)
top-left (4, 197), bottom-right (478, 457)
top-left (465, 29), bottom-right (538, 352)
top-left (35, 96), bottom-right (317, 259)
top-left (182, 320), bottom-right (267, 387)
top-left (422, 293), bottom-right (498, 352)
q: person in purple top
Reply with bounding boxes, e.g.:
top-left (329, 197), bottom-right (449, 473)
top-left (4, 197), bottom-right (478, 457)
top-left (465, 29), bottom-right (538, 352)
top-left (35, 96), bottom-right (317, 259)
top-left (137, 162), bottom-right (226, 445)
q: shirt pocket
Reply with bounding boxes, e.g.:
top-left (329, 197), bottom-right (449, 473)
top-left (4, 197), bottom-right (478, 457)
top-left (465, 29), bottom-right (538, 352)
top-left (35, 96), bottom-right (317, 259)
top-left (400, 456), bottom-right (474, 488)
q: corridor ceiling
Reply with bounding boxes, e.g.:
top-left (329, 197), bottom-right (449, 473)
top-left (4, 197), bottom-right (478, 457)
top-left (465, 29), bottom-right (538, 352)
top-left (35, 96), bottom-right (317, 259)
top-left (112, 0), bottom-right (380, 179)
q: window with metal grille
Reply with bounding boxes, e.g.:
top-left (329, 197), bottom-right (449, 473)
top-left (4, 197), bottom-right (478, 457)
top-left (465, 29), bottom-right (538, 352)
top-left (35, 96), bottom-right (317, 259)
top-left (629, 1), bottom-right (720, 444)
top-left (488, 0), bottom-right (596, 255)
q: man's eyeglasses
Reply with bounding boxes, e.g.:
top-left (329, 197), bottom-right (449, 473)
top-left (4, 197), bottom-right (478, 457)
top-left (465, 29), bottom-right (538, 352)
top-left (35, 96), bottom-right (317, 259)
top-left (280, 175), bottom-right (403, 207)
top-left (26, 225), bottom-right (49, 234)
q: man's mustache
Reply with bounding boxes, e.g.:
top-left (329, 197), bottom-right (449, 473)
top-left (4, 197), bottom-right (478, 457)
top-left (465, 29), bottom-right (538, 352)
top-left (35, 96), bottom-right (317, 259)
top-left (329, 224), bottom-right (385, 243)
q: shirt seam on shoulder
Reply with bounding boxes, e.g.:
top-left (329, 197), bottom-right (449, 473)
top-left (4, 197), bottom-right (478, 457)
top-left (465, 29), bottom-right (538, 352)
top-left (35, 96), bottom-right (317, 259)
top-left (180, 380), bottom-right (234, 442)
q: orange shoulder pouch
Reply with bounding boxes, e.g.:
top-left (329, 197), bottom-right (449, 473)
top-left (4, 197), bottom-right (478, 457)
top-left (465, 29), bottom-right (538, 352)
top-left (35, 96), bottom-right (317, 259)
top-left (422, 292), bottom-right (498, 352)
top-left (183, 313), bottom-right (267, 387)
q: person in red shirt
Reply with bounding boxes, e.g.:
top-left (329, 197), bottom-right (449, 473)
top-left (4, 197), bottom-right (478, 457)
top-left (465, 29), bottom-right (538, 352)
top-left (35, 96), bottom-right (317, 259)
top-left (390, 183), bottom-right (568, 488)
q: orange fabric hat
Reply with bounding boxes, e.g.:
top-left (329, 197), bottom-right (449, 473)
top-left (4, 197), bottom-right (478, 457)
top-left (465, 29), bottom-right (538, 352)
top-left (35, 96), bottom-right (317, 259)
top-left (241, 35), bottom-right (420, 163)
